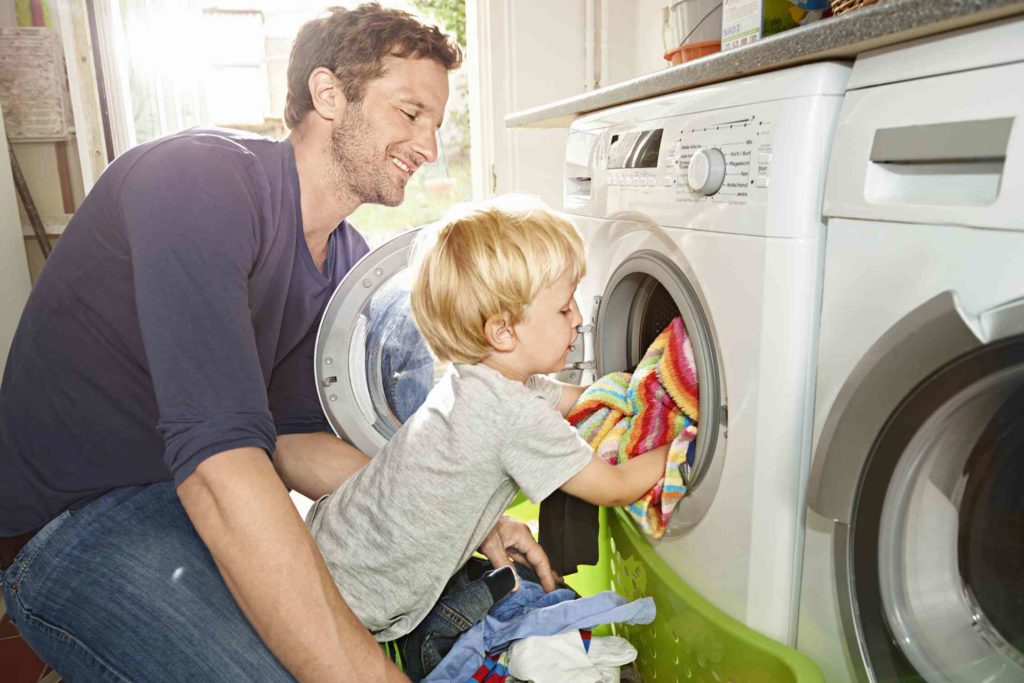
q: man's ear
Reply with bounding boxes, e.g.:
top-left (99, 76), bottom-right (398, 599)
top-left (308, 67), bottom-right (347, 122)
top-left (484, 313), bottom-right (517, 352)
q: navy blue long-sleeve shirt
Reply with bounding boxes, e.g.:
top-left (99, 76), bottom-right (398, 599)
top-left (0, 128), bottom-right (369, 535)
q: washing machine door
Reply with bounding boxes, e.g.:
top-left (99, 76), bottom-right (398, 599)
top-left (314, 230), bottom-right (439, 456)
top-left (809, 293), bottom-right (1024, 682)
top-left (574, 216), bottom-right (728, 535)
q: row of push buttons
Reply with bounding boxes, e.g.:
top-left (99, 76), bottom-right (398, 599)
top-left (755, 151), bottom-right (772, 188)
top-left (608, 172), bottom-right (657, 187)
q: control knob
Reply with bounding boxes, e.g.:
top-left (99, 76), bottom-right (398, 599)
top-left (687, 148), bottom-right (727, 195)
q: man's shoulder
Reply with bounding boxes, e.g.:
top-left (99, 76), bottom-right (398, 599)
top-left (125, 127), bottom-right (279, 176)
top-left (159, 126), bottom-right (276, 149)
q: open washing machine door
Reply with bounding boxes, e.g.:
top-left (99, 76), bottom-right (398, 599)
top-left (314, 230), bottom-right (439, 456)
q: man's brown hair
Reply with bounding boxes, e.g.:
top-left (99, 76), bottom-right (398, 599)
top-left (284, 3), bottom-right (462, 129)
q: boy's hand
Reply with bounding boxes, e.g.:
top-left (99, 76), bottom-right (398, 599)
top-left (479, 516), bottom-right (559, 592)
top-left (561, 443), bottom-right (670, 508)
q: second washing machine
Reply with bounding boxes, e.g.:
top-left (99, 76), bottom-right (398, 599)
top-left (797, 16), bottom-right (1024, 683)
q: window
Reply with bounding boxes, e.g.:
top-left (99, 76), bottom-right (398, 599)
top-left (101, 0), bottom-right (471, 246)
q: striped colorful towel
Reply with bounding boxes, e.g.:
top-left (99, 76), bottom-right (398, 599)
top-left (567, 316), bottom-right (698, 538)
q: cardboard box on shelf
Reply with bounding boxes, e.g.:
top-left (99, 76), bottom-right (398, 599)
top-left (721, 0), bottom-right (828, 50)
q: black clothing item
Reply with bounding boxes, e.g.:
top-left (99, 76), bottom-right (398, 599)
top-left (538, 490), bottom-right (600, 576)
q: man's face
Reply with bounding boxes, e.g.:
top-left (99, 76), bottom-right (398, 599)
top-left (329, 56), bottom-right (450, 207)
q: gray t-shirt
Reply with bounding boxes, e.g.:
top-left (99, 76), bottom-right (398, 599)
top-left (307, 363), bottom-right (593, 641)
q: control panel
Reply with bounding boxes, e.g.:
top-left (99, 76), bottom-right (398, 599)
top-left (563, 63), bottom-right (849, 238)
top-left (569, 96), bottom-right (806, 236)
top-left (603, 112), bottom-right (775, 206)
top-left (669, 114), bottom-right (775, 201)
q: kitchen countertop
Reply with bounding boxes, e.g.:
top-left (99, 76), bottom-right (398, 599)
top-left (506, 0), bottom-right (1024, 128)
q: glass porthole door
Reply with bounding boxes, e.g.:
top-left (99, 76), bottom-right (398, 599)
top-left (591, 249), bottom-right (728, 534)
top-left (314, 230), bottom-right (441, 456)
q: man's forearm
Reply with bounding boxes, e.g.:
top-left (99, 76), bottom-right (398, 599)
top-left (178, 447), bottom-right (404, 682)
top-left (273, 432), bottom-right (370, 499)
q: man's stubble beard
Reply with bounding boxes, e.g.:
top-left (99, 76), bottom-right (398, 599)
top-left (329, 104), bottom-right (405, 208)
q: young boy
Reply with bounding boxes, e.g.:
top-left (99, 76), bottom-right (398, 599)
top-left (307, 197), bottom-right (668, 679)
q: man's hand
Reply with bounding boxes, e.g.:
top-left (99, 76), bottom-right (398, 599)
top-left (478, 516), bottom-right (558, 592)
top-left (179, 448), bottom-right (406, 682)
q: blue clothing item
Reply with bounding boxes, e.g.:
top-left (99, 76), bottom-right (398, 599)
top-left (0, 128), bottom-right (369, 535)
top-left (0, 481), bottom-right (295, 681)
top-left (397, 558), bottom-right (526, 681)
top-left (425, 583), bottom-right (656, 681)
top-left (365, 284), bottom-right (435, 429)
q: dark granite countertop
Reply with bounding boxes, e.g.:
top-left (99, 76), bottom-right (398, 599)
top-left (506, 0), bottom-right (1024, 128)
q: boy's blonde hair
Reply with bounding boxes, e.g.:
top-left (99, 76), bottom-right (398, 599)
top-left (409, 196), bottom-right (586, 364)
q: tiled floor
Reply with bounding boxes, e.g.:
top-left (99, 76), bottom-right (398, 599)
top-left (0, 601), bottom-right (57, 683)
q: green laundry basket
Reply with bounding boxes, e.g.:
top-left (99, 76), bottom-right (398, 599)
top-left (606, 507), bottom-right (824, 683)
top-left (506, 495), bottom-right (824, 683)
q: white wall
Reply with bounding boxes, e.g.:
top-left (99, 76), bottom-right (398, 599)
top-left (470, 0), bottom-right (672, 210)
top-left (603, 0), bottom-right (673, 87)
top-left (0, 110), bottom-right (32, 375)
top-left (0, 8), bottom-right (31, 374)
top-left (470, 0), bottom-right (587, 209)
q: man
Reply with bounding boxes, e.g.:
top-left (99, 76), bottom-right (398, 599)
top-left (0, 5), bottom-right (556, 681)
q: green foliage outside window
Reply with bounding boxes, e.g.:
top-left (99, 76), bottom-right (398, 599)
top-left (410, 0), bottom-right (466, 48)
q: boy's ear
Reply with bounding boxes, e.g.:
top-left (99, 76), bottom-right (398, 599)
top-left (484, 313), bottom-right (517, 352)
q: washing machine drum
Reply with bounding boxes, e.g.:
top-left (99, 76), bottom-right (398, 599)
top-left (958, 390), bottom-right (1024, 650)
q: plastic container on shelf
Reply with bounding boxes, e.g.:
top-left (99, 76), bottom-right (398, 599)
top-left (663, 0), bottom-right (723, 65)
top-left (665, 39), bottom-right (722, 65)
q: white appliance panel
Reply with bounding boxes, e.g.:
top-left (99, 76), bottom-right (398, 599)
top-left (798, 16), bottom-right (1024, 683)
top-left (565, 62), bottom-right (849, 644)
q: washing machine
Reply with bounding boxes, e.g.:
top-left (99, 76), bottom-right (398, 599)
top-left (558, 62), bottom-right (848, 646)
top-left (311, 62), bottom-right (848, 647)
top-left (796, 16), bottom-right (1024, 683)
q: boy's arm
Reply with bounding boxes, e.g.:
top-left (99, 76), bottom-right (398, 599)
top-left (555, 382), bottom-right (589, 417)
top-left (558, 444), bottom-right (669, 507)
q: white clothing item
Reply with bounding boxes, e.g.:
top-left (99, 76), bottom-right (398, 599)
top-left (508, 630), bottom-right (638, 683)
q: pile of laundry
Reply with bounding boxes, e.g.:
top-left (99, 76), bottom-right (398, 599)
top-left (568, 315), bottom-right (699, 538)
top-left (423, 578), bottom-right (654, 682)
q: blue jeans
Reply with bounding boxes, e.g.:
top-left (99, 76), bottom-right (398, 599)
top-left (396, 557), bottom-right (540, 682)
top-left (0, 481), bottom-right (294, 681)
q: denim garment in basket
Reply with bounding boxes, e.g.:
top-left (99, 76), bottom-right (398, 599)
top-left (425, 581), bottom-right (656, 682)
top-left (398, 557), bottom-right (530, 681)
